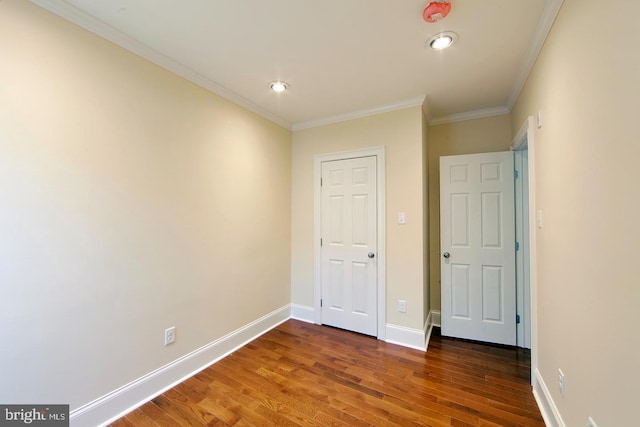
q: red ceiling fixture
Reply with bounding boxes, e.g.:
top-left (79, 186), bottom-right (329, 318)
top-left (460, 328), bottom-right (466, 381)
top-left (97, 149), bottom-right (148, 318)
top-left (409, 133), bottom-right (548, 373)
top-left (423, 1), bottom-right (451, 23)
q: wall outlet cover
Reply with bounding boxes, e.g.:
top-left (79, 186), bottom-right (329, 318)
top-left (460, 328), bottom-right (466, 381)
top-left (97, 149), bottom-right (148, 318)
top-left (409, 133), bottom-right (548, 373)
top-left (164, 326), bottom-right (176, 346)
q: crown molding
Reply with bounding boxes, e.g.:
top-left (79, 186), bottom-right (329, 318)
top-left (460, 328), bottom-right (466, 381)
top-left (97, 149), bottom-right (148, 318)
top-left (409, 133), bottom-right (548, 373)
top-left (507, 0), bottom-right (565, 110)
top-left (30, 0), bottom-right (292, 130)
top-left (292, 96), bottom-right (426, 131)
top-left (30, 0), bottom-right (564, 133)
top-left (429, 0), bottom-right (564, 128)
top-left (429, 105), bottom-right (510, 126)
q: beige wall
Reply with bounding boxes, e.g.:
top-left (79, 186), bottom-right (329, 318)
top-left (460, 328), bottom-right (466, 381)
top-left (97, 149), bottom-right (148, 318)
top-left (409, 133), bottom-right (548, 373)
top-left (291, 107), bottom-right (426, 330)
top-left (427, 115), bottom-right (512, 310)
top-left (0, 0), bottom-right (291, 409)
top-left (511, 0), bottom-right (639, 425)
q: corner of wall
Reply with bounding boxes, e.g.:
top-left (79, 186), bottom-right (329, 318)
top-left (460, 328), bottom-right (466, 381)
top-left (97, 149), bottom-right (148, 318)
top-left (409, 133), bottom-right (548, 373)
top-left (290, 304), bottom-right (315, 324)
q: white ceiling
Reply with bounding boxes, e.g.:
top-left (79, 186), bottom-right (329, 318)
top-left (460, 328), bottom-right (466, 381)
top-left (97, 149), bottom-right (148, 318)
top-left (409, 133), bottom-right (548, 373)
top-left (32, 0), bottom-right (562, 129)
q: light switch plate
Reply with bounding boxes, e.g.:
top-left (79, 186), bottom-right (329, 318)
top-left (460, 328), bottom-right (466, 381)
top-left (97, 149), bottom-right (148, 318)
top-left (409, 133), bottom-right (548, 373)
top-left (537, 110), bottom-right (543, 128)
top-left (398, 212), bottom-right (406, 224)
top-left (536, 210), bottom-right (543, 229)
top-left (398, 300), bottom-right (407, 313)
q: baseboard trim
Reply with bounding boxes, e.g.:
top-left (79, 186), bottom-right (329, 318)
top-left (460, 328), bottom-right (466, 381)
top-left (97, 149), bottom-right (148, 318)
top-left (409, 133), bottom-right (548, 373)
top-left (532, 368), bottom-right (566, 427)
top-left (290, 304), bottom-right (315, 324)
top-left (385, 323), bottom-right (427, 351)
top-left (294, 305), bottom-right (428, 351)
top-left (71, 305), bottom-right (290, 427)
top-left (424, 311), bottom-right (435, 351)
top-left (431, 310), bottom-right (441, 327)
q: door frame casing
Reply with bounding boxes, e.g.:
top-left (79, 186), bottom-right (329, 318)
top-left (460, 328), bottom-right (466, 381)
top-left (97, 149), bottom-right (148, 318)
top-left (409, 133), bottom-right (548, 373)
top-left (314, 146), bottom-right (386, 339)
top-left (513, 149), bottom-right (531, 349)
top-left (511, 116), bottom-right (537, 385)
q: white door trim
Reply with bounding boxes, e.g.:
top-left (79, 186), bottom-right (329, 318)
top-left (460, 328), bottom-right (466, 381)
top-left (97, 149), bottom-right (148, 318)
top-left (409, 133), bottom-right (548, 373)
top-left (514, 150), bottom-right (531, 349)
top-left (511, 116), bottom-right (537, 385)
top-left (314, 146), bottom-right (386, 339)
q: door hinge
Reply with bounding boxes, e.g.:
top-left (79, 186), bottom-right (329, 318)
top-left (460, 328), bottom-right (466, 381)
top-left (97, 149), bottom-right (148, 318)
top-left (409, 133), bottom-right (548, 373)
top-left (320, 177), bottom-right (323, 186)
top-left (320, 299), bottom-right (323, 307)
top-left (320, 238), bottom-right (323, 247)
top-left (514, 170), bottom-right (519, 179)
top-left (516, 314), bottom-right (521, 324)
top-left (515, 241), bottom-right (520, 251)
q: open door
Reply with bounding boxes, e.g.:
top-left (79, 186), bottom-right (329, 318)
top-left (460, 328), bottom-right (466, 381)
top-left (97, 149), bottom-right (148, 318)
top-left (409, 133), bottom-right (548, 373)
top-left (440, 151), bottom-right (516, 346)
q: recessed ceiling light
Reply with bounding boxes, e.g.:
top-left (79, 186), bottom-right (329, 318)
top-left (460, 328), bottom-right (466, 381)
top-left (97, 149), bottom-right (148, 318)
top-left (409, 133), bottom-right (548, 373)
top-left (426, 32), bottom-right (458, 50)
top-left (270, 81), bottom-right (289, 93)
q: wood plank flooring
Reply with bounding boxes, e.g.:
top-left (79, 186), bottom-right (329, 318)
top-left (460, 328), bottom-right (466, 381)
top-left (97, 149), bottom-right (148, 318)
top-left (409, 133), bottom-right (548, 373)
top-left (110, 320), bottom-right (544, 426)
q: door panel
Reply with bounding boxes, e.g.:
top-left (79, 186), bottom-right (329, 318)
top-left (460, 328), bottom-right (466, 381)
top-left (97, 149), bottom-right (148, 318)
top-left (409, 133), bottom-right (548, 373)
top-left (482, 266), bottom-right (503, 322)
top-left (321, 156), bottom-right (377, 336)
top-left (451, 264), bottom-right (470, 318)
top-left (451, 194), bottom-right (470, 246)
top-left (440, 152), bottom-right (516, 345)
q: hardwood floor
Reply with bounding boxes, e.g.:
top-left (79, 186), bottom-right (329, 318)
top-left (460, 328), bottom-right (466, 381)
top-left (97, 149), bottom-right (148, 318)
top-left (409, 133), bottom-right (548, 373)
top-left (110, 320), bottom-right (544, 426)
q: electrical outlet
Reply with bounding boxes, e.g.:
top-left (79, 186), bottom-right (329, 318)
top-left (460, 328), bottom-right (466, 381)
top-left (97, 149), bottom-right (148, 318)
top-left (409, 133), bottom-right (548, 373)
top-left (164, 326), bottom-right (176, 346)
top-left (398, 300), bottom-right (407, 313)
top-left (587, 416), bottom-right (598, 427)
top-left (558, 369), bottom-right (565, 398)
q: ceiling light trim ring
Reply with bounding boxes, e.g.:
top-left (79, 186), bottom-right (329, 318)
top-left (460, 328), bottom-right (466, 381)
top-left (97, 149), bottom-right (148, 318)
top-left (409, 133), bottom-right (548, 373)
top-left (426, 31), bottom-right (458, 50)
top-left (270, 81), bottom-right (290, 93)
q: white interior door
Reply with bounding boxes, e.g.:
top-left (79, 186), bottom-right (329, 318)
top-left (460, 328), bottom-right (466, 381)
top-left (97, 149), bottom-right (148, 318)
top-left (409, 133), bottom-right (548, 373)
top-left (321, 156), bottom-right (377, 336)
top-left (440, 152), bottom-right (516, 345)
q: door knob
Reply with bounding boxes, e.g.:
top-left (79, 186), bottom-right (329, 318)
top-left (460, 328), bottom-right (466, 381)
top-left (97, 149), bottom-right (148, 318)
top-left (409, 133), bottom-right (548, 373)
top-left (368, 252), bottom-right (375, 259)
top-left (443, 252), bottom-right (450, 259)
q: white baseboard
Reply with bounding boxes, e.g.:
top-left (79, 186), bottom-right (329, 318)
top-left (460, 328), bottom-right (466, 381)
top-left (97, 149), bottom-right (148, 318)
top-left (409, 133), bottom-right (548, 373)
top-left (71, 305), bottom-right (291, 427)
top-left (533, 368), bottom-right (566, 427)
top-left (424, 311), bottom-right (435, 351)
top-left (431, 310), bottom-right (441, 327)
top-left (293, 304), bottom-right (429, 352)
top-left (290, 304), bottom-right (315, 324)
top-left (385, 323), bottom-right (427, 351)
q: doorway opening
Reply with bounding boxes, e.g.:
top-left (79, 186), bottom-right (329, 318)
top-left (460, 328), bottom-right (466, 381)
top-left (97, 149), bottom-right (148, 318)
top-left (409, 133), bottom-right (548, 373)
top-left (514, 145), bottom-right (530, 348)
top-left (438, 117), bottom-right (536, 363)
